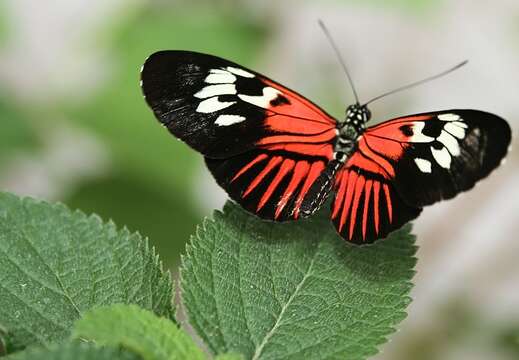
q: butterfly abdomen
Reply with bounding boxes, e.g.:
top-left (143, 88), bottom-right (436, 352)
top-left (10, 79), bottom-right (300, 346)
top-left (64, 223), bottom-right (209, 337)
top-left (300, 159), bottom-right (343, 217)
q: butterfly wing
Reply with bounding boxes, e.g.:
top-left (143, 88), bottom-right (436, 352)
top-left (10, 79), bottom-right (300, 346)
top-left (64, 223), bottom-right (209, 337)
top-left (361, 110), bottom-right (511, 206)
top-left (141, 50), bottom-right (338, 220)
top-left (206, 151), bottom-right (331, 220)
top-left (332, 109), bottom-right (510, 244)
top-left (141, 50), bottom-right (337, 158)
top-left (331, 166), bottom-right (422, 244)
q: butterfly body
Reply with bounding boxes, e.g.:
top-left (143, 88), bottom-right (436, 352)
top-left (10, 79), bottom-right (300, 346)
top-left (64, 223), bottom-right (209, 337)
top-left (334, 105), bottom-right (370, 158)
top-left (141, 50), bottom-right (511, 245)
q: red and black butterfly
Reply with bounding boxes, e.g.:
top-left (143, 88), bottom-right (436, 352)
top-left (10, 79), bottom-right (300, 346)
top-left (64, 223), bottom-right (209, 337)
top-left (141, 50), bottom-right (511, 245)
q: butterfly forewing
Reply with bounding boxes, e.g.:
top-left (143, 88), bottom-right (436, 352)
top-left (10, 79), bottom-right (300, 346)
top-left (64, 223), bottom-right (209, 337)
top-left (141, 50), bottom-right (337, 159)
top-left (362, 110), bottom-right (511, 206)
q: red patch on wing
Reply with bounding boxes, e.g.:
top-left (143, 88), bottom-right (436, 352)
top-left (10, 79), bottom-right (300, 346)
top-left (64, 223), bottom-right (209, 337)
top-left (252, 78), bottom-right (337, 161)
top-left (232, 153), bottom-right (268, 182)
top-left (262, 78), bottom-right (337, 128)
top-left (257, 159), bottom-right (295, 211)
top-left (354, 115), bottom-right (435, 174)
top-left (275, 160), bottom-right (310, 219)
top-left (349, 175), bottom-right (366, 239)
top-left (373, 181), bottom-right (381, 234)
top-left (338, 171), bottom-right (358, 233)
top-left (366, 114), bottom-right (431, 135)
top-left (262, 142), bottom-right (334, 158)
top-left (362, 179), bottom-right (373, 239)
top-left (357, 137), bottom-right (397, 178)
top-left (383, 183), bottom-right (393, 223)
top-left (332, 168), bottom-right (399, 242)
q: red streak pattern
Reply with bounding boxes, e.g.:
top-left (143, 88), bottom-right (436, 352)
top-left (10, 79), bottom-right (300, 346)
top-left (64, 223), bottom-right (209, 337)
top-left (373, 181), bottom-right (380, 234)
top-left (332, 170), bottom-right (347, 219)
top-left (339, 171), bottom-right (358, 233)
top-left (232, 153), bottom-right (268, 182)
top-left (275, 161), bottom-right (310, 219)
top-left (332, 169), bottom-right (398, 242)
top-left (383, 183), bottom-right (393, 224)
top-left (243, 156), bottom-right (282, 197)
top-left (357, 138), bottom-right (396, 178)
top-left (257, 129), bottom-right (337, 145)
top-left (349, 175), bottom-right (366, 240)
top-left (230, 151), bottom-right (326, 220)
top-left (262, 142), bottom-right (333, 158)
top-left (257, 159), bottom-right (295, 211)
top-left (362, 180), bottom-right (373, 240)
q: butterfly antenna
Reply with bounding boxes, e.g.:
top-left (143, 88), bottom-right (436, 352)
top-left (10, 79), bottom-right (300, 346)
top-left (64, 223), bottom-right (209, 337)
top-left (363, 60), bottom-right (468, 106)
top-left (318, 19), bottom-right (360, 104)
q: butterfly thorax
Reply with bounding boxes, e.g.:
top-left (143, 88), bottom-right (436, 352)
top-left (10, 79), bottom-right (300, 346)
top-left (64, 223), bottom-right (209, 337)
top-left (335, 104), bottom-right (371, 161)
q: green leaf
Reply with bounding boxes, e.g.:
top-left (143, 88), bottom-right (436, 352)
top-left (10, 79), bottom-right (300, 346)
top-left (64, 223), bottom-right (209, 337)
top-left (0, 192), bottom-right (173, 352)
top-left (181, 202), bottom-right (417, 360)
top-left (65, 174), bottom-right (200, 268)
top-left (5, 342), bottom-right (139, 360)
top-left (73, 304), bottom-right (204, 360)
top-left (0, 324), bottom-right (7, 356)
top-left (215, 353), bottom-right (245, 360)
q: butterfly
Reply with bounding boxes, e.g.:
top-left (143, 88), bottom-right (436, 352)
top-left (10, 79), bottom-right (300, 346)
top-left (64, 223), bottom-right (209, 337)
top-left (140, 50), bottom-right (511, 244)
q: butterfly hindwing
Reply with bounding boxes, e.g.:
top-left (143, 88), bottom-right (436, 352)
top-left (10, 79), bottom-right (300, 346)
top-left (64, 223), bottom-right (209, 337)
top-left (141, 50), bottom-right (337, 159)
top-left (331, 167), bottom-right (422, 244)
top-left (205, 151), bottom-right (329, 221)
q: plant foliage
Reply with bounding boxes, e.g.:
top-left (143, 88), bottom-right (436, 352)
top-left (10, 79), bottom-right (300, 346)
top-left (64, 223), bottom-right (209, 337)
top-left (0, 193), bottom-right (416, 359)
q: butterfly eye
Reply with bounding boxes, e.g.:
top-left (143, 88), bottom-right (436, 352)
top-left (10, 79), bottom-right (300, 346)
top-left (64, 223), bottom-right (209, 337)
top-left (362, 107), bottom-right (371, 121)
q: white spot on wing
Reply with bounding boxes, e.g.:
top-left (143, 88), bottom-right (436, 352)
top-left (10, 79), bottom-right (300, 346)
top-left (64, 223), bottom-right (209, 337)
top-left (210, 69), bottom-right (230, 74)
top-left (444, 122), bottom-right (466, 139)
top-left (411, 122), bottom-right (435, 142)
top-left (196, 97), bottom-right (236, 113)
top-left (204, 72), bottom-right (236, 84)
top-left (431, 146), bottom-right (451, 169)
top-left (414, 158), bottom-right (432, 173)
top-left (452, 121), bottom-right (468, 129)
top-left (238, 87), bottom-right (280, 109)
top-left (215, 114), bottom-right (246, 126)
top-left (438, 113), bottom-right (460, 121)
top-left (226, 66), bottom-right (255, 78)
top-left (437, 130), bottom-right (461, 156)
top-left (194, 84), bottom-right (236, 99)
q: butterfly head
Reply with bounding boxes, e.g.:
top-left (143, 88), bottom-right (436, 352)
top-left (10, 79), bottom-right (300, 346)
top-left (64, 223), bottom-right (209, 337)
top-left (345, 104), bottom-right (371, 129)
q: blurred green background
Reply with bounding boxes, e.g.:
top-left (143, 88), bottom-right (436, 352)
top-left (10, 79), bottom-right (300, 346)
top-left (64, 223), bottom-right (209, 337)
top-left (0, 1), bottom-right (518, 359)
